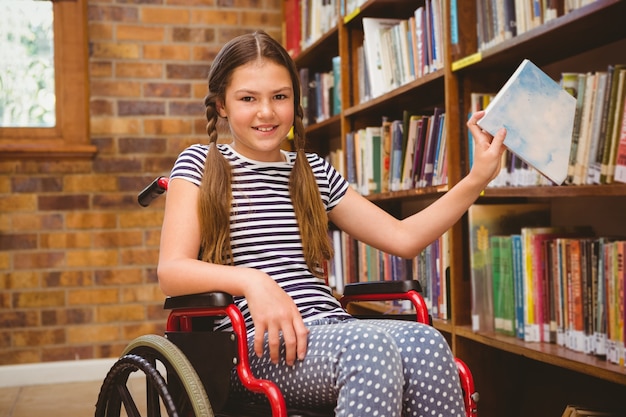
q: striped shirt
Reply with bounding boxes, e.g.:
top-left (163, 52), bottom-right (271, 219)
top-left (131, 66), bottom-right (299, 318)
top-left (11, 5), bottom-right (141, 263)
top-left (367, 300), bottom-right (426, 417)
top-left (169, 143), bottom-right (351, 335)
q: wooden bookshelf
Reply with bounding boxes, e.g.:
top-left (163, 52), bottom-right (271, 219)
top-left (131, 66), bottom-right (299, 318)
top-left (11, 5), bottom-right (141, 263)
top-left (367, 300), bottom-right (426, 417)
top-left (287, 0), bottom-right (626, 416)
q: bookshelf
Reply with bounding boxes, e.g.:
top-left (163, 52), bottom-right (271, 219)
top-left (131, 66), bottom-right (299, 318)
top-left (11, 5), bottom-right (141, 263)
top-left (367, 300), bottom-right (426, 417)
top-left (285, 0), bottom-right (626, 416)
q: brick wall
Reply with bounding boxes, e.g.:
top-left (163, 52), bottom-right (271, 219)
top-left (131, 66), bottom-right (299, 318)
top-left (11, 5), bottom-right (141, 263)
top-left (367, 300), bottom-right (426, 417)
top-left (0, 0), bottom-right (282, 365)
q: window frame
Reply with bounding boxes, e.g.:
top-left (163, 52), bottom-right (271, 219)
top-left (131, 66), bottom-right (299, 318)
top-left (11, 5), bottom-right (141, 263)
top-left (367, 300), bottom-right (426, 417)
top-left (0, 0), bottom-right (95, 159)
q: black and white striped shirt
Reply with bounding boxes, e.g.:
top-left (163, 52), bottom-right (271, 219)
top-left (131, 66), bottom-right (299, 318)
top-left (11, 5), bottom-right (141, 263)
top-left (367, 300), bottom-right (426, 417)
top-left (169, 143), bottom-right (351, 335)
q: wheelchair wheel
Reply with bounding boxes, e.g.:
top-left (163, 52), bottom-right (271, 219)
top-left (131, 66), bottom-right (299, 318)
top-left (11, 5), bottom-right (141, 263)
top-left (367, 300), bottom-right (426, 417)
top-left (95, 334), bottom-right (214, 417)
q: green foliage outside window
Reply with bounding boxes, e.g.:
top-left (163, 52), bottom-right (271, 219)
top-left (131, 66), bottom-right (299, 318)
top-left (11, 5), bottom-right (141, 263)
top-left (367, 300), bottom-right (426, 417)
top-left (0, 0), bottom-right (55, 127)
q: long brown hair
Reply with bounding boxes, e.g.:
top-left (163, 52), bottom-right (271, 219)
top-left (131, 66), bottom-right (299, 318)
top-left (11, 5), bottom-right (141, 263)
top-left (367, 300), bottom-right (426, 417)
top-left (199, 31), bottom-right (332, 276)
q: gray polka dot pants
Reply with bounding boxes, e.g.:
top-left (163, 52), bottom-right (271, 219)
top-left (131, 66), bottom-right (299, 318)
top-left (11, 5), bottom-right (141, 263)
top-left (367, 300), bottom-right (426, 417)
top-left (229, 318), bottom-right (465, 417)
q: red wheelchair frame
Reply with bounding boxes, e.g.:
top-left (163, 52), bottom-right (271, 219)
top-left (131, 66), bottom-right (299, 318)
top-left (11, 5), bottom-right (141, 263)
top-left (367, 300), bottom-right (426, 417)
top-left (132, 176), bottom-right (479, 417)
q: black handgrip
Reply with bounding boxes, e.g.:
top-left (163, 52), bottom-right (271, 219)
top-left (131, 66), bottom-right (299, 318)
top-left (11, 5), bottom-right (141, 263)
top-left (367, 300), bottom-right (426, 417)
top-left (138, 176), bottom-right (168, 207)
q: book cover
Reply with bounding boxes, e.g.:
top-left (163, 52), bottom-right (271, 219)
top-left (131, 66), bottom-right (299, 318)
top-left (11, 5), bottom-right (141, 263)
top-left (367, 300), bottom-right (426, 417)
top-left (477, 59), bottom-right (577, 185)
top-left (612, 72), bottom-right (626, 183)
top-left (401, 115), bottom-right (423, 189)
top-left (511, 234), bottom-right (525, 339)
top-left (600, 66), bottom-right (626, 183)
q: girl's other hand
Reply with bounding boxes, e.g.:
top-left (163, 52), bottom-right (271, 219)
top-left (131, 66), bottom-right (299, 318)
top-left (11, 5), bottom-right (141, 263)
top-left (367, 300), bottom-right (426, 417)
top-left (244, 270), bottom-right (309, 366)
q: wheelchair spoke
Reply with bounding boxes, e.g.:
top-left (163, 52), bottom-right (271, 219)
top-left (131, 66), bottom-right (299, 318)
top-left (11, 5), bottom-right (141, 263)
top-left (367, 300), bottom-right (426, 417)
top-left (117, 383), bottom-right (142, 417)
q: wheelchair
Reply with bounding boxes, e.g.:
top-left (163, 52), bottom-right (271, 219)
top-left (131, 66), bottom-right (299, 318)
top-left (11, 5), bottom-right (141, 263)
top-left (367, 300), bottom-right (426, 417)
top-left (94, 177), bottom-right (479, 417)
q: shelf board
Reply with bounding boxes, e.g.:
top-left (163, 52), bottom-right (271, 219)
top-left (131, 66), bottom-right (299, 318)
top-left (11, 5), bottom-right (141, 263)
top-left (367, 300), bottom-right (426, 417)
top-left (452, 0), bottom-right (626, 72)
top-left (456, 325), bottom-right (626, 386)
top-left (344, 69), bottom-right (445, 118)
top-left (366, 184), bottom-right (449, 202)
top-left (304, 114), bottom-right (341, 139)
top-left (344, 0), bottom-right (424, 23)
top-left (480, 183), bottom-right (626, 198)
top-left (294, 26), bottom-right (339, 70)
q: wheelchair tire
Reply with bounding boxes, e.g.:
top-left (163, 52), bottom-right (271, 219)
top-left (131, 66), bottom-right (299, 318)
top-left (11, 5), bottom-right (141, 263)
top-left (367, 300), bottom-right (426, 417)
top-left (95, 334), bottom-right (214, 417)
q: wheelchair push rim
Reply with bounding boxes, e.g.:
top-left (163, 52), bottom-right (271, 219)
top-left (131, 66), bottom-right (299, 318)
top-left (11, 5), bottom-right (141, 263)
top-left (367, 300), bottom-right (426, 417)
top-left (95, 334), bottom-right (214, 417)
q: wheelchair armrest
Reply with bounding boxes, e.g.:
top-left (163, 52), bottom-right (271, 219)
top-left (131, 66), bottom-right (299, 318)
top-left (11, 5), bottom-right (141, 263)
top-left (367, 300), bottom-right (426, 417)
top-left (342, 280), bottom-right (422, 296)
top-left (340, 280), bottom-right (430, 325)
top-left (164, 292), bottom-right (234, 310)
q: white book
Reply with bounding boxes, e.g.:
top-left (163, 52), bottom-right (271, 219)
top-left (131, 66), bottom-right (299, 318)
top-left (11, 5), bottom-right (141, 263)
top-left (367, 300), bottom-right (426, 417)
top-left (477, 59), bottom-right (577, 185)
top-left (362, 18), bottom-right (402, 98)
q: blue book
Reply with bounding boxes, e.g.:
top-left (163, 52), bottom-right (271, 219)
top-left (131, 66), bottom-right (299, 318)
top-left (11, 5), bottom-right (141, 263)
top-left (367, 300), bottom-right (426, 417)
top-left (511, 234), bottom-right (525, 340)
top-left (477, 59), bottom-right (576, 185)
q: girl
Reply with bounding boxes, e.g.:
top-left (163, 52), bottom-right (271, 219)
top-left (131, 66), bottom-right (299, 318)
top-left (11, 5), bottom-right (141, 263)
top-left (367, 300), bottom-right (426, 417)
top-left (158, 31), bottom-right (505, 417)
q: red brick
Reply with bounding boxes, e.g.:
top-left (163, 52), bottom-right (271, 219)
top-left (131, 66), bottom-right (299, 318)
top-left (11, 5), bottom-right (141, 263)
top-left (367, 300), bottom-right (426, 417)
top-left (97, 304), bottom-right (145, 322)
top-left (93, 230), bottom-right (143, 248)
top-left (118, 100), bottom-right (166, 116)
top-left (0, 234), bottom-right (37, 251)
top-left (116, 24), bottom-right (165, 42)
top-left (14, 252), bottom-right (65, 270)
top-left (171, 27), bottom-right (215, 43)
top-left (90, 61), bottom-right (114, 78)
top-left (42, 345), bottom-right (94, 362)
top-left (41, 270), bottom-right (94, 287)
top-left (144, 119), bottom-right (193, 135)
top-left (89, 22), bottom-right (114, 40)
top-left (94, 268), bottom-right (144, 286)
top-left (38, 195), bottom-right (90, 211)
top-left (190, 9), bottom-right (238, 25)
top-left (88, 5), bottom-right (139, 23)
top-left (121, 284), bottom-right (164, 303)
top-left (10, 213), bottom-right (64, 231)
top-left (0, 311), bottom-right (39, 328)
top-left (67, 324), bottom-right (120, 344)
top-left (68, 289), bottom-right (119, 306)
top-left (141, 7), bottom-right (190, 24)
top-left (3, 271), bottom-right (39, 289)
top-left (143, 44), bottom-right (191, 60)
top-left (90, 99), bottom-right (115, 116)
top-left (13, 291), bottom-right (66, 308)
top-left (66, 212), bottom-right (118, 229)
top-left (92, 156), bottom-right (143, 173)
top-left (42, 308), bottom-right (94, 326)
top-left (143, 82), bottom-right (192, 98)
top-left (12, 328), bottom-right (66, 347)
top-left (92, 193), bottom-right (137, 210)
top-left (64, 175), bottom-right (120, 193)
top-left (119, 138), bottom-right (167, 154)
top-left (12, 176), bottom-right (63, 193)
top-left (40, 232), bottom-right (92, 249)
top-left (66, 250), bottom-right (119, 268)
top-left (0, 195), bottom-right (36, 212)
top-left (166, 64), bottom-right (211, 80)
top-left (116, 62), bottom-right (163, 79)
top-left (0, 349), bottom-right (40, 365)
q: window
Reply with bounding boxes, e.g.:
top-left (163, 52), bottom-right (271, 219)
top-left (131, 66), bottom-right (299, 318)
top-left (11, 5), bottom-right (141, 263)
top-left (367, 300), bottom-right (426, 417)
top-left (0, 0), bottom-right (94, 159)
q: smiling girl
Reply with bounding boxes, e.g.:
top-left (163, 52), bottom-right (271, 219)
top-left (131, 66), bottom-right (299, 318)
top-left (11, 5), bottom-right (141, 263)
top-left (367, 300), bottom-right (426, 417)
top-left (157, 30), bottom-right (505, 417)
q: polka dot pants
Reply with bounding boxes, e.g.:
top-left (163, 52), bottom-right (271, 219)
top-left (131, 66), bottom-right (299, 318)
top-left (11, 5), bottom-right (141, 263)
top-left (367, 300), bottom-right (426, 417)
top-left (229, 318), bottom-right (464, 417)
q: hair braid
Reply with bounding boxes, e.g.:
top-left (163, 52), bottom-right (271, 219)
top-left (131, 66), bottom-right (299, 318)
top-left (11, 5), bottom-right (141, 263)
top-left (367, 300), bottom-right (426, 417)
top-left (198, 98), bottom-right (233, 265)
top-left (290, 104), bottom-right (333, 276)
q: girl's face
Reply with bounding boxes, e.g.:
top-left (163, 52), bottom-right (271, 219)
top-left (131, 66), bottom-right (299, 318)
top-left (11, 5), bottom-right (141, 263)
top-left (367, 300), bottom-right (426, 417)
top-left (217, 58), bottom-right (295, 162)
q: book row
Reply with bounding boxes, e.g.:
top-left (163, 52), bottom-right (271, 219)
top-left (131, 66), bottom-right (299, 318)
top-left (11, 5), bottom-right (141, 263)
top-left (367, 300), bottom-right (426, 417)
top-left (562, 65), bottom-right (626, 185)
top-left (469, 203), bottom-right (625, 366)
top-left (359, 1), bottom-right (444, 101)
top-left (469, 63), bottom-right (626, 187)
top-left (475, 0), bottom-right (598, 51)
top-left (325, 229), bottom-right (451, 321)
top-left (299, 58), bottom-right (341, 127)
top-left (340, 109), bottom-right (447, 196)
top-left (284, 0), bottom-right (339, 57)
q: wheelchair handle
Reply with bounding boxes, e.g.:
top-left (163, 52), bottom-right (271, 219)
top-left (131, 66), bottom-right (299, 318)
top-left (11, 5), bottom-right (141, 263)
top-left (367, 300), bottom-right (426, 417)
top-left (138, 176), bottom-right (169, 207)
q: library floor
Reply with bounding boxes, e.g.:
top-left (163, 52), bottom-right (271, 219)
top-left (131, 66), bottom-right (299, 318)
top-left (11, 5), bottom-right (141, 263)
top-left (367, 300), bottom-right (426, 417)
top-left (0, 378), bottom-right (146, 417)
